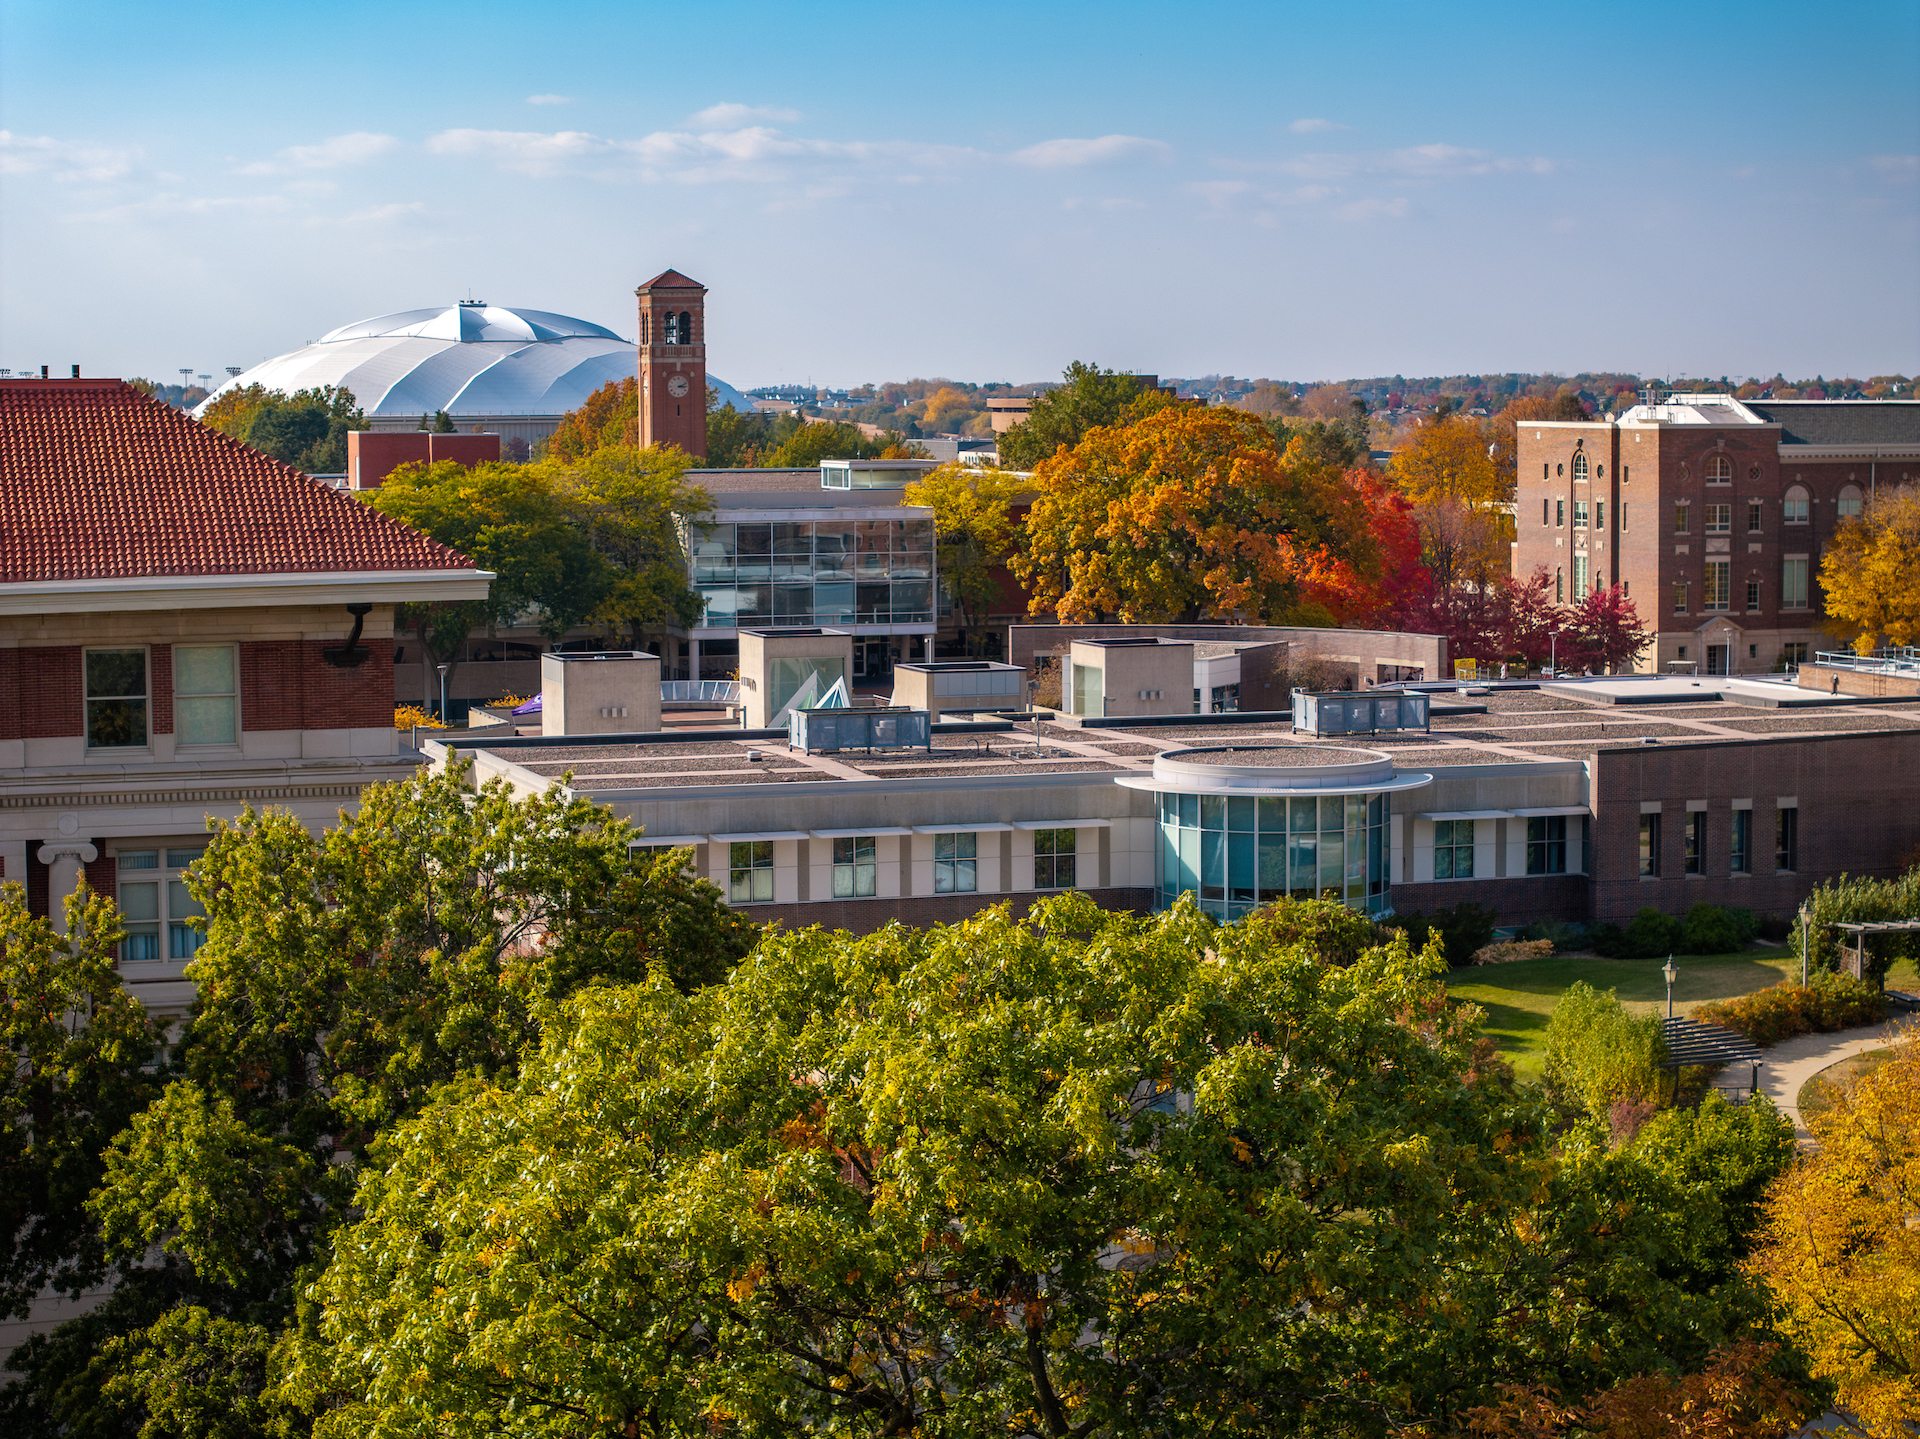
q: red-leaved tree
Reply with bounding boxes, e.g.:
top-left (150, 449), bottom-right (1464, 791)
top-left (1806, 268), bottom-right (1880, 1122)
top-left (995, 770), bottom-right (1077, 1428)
top-left (1559, 583), bottom-right (1651, 674)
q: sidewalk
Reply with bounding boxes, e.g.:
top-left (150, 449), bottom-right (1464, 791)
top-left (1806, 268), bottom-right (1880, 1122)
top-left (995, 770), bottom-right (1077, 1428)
top-left (1758, 1022), bottom-right (1902, 1141)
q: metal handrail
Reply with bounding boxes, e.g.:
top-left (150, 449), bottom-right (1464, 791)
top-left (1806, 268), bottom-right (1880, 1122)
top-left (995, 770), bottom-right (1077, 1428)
top-left (1813, 647), bottom-right (1920, 676)
top-left (661, 680), bottom-right (740, 702)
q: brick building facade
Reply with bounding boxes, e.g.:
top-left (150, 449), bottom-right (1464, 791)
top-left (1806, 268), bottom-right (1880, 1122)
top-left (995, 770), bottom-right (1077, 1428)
top-left (1513, 396), bottom-right (1920, 674)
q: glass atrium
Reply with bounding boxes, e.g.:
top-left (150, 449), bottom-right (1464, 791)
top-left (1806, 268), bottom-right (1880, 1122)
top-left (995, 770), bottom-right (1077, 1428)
top-left (688, 518), bottom-right (934, 629)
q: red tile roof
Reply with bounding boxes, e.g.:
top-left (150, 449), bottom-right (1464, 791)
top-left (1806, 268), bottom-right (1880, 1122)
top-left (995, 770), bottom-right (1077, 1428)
top-left (0, 379), bottom-right (476, 583)
top-left (637, 268), bottom-right (706, 291)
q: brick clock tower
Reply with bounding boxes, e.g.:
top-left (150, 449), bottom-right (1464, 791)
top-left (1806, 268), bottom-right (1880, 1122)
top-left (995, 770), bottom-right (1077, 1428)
top-left (636, 268), bottom-right (708, 458)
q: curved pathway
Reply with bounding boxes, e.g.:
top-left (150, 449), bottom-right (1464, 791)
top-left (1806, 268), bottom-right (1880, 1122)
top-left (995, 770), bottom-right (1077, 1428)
top-left (1758, 1022), bottom-right (1902, 1142)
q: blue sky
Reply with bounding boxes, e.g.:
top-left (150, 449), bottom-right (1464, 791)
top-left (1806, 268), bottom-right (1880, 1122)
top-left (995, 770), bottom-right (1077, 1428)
top-left (2, 0), bottom-right (1915, 389)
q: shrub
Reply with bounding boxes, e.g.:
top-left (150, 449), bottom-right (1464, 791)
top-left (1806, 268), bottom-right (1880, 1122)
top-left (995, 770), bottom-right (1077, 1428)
top-left (1692, 972), bottom-right (1888, 1046)
top-left (1621, 906), bottom-right (1681, 959)
top-left (1679, 903), bottom-right (1755, 956)
top-left (1756, 914), bottom-right (1793, 943)
top-left (1470, 938), bottom-right (1555, 967)
top-left (1386, 901), bottom-right (1499, 968)
top-left (1543, 981), bottom-right (1665, 1115)
top-left (1588, 921), bottom-right (1628, 957)
top-left (394, 704), bottom-right (444, 730)
top-left (1519, 918), bottom-right (1592, 953)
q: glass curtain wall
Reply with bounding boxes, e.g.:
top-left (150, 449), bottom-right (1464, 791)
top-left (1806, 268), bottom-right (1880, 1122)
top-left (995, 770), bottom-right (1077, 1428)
top-left (690, 519), bottom-right (934, 629)
top-left (1155, 791), bottom-right (1389, 921)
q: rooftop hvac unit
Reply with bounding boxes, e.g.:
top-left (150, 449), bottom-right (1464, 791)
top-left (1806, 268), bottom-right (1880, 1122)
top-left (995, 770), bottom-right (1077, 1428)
top-left (789, 706), bottom-right (933, 755)
top-left (1292, 689), bottom-right (1431, 738)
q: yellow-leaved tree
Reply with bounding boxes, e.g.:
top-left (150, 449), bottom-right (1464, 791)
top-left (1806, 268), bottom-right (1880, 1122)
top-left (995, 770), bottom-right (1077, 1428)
top-left (902, 462), bottom-right (1028, 651)
top-left (1746, 1024), bottom-right (1920, 1436)
top-left (1820, 483), bottom-right (1920, 652)
top-left (1387, 414), bottom-right (1515, 594)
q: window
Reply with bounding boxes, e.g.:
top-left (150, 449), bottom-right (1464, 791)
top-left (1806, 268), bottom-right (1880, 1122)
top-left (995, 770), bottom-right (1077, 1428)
top-left (1526, 816), bottom-right (1567, 875)
top-left (1542, 462), bottom-right (1550, 479)
top-left (831, 836), bottom-right (877, 898)
top-left (1705, 504), bottom-right (1731, 534)
top-left (1782, 642), bottom-right (1808, 666)
top-left (1622, 464), bottom-right (1630, 483)
top-left (1782, 557), bottom-right (1809, 609)
top-left (1705, 561), bottom-right (1730, 611)
top-left (1748, 502), bottom-right (1763, 533)
top-left (1433, 819), bottom-right (1474, 880)
top-left (1685, 812), bottom-right (1705, 874)
top-left (1674, 503), bottom-right (1691, 534)
top-left (1746, 578), bottom-right (1761, 611)
top-left (1837, 484), bottom-right (1864, 518)
top-left (1620, 502), bottom-right (1629, 531)
top-left (1597, 464), bottom-right (1605, 479)
top-left (1783, 486), bottom-right (1809, 524)
top-left (116, 847), bottom-right (207, 962)
top-left (1573, 554), bottom-right (1589, 598)
top-left (85, 648), bottom-right (148, 748)
top-left (173, 645), bottom-right (237, 745)
top-left (1594, 500), bottom-right (1605, 530)
top-left (1673, 582), bottom-right (1688, 615)
top-left (1638, 814), bottom-right (1660, 877)
top-left (1556, 568), bottom-right (1565, 603)
top-left (1731, 810), bottom-right (1751, 874)
top-left (1033, 828), bottom-right (1077, 889)
top-left (1542, 497), bottom-right (1550, 526)
top-left (934, 833), bottom-right (977, 893)
top-left (1775, 807), bottom-right (1798, 872)
top-left (729, 841), bottom-right (774, 903)
top-left (1556, 498), bottom-right (1565, 527)
top-left (1706, 454), bottom-right (1732, 484)
top-left (1573, 500), bottom-right (1588, 528)
top-left (1573, 452), bottom-right (1589, 482)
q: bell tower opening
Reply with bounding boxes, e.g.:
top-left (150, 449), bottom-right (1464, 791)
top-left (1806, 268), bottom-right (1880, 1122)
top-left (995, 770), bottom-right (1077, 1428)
top-left (635, 268), bottom-right (709, 459)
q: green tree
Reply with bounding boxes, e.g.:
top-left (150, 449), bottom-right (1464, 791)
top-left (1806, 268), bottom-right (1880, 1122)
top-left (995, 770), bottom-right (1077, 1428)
top-left (997, 361), bottom-right (1155, 470)
top-left (282, 896), bottom-right (1779, 1437)
top-left (1541, 981), bottom-right (1665, 1116)
top-left (361, 459), bottom-right (614, 704)
top-left (764, 419), bottom-right (895, 468)
top-left (7, 762), bottom-right (754, 1438)
top-left (432, 409), bottom-right (456, 433)
top-left (198, 385), bottom-right (365, 474)
top-left (0, 884), bottom-right (157, 1322)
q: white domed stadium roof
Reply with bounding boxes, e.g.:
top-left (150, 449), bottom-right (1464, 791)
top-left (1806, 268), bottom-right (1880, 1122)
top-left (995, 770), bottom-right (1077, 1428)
top-left (195, 302), bottom-right (748, 424)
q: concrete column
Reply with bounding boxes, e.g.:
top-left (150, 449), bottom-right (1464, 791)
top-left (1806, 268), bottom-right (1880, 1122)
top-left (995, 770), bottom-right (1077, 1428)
top-left (36, 842), bottom-right (99, 935)
top-left (689, 637), bottom-right (702, 683)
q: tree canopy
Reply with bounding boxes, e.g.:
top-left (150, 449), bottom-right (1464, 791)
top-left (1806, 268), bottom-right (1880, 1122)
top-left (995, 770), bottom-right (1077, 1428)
top-left (1, 760), bottom-right (755, 1438)
top-left (997, 362), bottom-right (1158, 471)
top-left (1819, 482), bottom-right (1920, 650)
top-left (901, 462), bottom-right (1028, 648)
top-left (197, 384), bottom-right (364, 474)
top-left (1014, 405), bottom-right (1380, 625)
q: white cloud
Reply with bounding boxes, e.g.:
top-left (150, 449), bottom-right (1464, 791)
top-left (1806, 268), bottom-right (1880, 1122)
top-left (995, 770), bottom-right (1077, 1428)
top-left (1232, 142), bottom-right (1554, 182)
top-left (1186, 179), bottom-right (1251, 210)
top-left (1289, 118), bottom-right (1347, 134)
top-left (66, 192), bottom-right (294, 224)
top-left (526, 94), bottom-right (572, 106)
top-left (237, 131), bottom-right (399, 176)
top-left (0, 130), bottom-right (137, 183)
top-left (341, 201), bottom-right (426, 223)
top-left (689, 102), bottom-right (802, 127)
top-left (1335, 196), bottom-right (1409, 222)
top-left (1010, 134), bottom-right (1169, 167)
top-left (1868, 153), bottom-right (1917, 182)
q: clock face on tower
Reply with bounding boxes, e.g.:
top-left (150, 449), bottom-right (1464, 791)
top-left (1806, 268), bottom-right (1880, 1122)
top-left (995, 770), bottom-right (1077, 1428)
top-left (666, 374), bottom-right (691, 398)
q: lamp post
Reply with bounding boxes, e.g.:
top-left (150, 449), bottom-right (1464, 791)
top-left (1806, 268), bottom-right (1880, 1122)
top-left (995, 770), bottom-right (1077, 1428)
top-left (1663, 954), bottom-right (1678, 1020)
top-left (436, 664), bottom-right (452, 725)
top-left (1800, 904), bottom-right (1809, 986)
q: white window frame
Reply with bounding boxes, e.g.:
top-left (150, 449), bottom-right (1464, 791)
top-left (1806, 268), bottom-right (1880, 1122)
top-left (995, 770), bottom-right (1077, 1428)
top-left (173, 643), bottom-right (240, 747)
top-left (114, 844), bottom-right (209, 964)
top-left (84, 646), bottom-right (150, 750)
top-left (933, 832), bottom-right (978, 894)
top-left (831, 836), bottom-right (877, 899)
top-left (1783, 486), bottom-right (1810, 524)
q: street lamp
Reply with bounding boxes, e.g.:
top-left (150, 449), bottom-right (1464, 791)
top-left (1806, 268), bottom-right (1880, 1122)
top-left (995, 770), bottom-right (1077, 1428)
top-left (436, 664), bottom-right (453, 724)
top-left (1663, 954), bottom-right (1678, 1019)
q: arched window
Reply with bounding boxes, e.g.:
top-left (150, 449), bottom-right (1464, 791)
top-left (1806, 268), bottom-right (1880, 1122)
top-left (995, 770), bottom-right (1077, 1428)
top-left (679, 310), bottom-right (693, 343)
top-left (1572, 453), bottom-right (1588, 482)
top-left (1707, 455), bottom-right (1732, 484)
top-left (1783, 485), bottom-right (1810, 524)
top-left (1542, 462), bottom-right (1549, 479)
top-left (1555, 462), bottom-right (1563, 477)
top-left (1837, 484), bottom-right (1864, 518)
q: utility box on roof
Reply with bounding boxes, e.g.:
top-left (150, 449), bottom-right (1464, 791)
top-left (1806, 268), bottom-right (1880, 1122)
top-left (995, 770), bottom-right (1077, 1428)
top-left (891, 660), bottom-right (1024, 718)
top-left (540, 651), bottom-right (661, 736)
top-left (1064, 637), bottom-right (1195, 718)
top-left (1292, 689), bottom-right (1429, 737)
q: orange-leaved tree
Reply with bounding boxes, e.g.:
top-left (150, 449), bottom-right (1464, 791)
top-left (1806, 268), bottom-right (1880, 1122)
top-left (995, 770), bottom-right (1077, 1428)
top-left (547, 377), bottom-right (637, 461)
top-left (1745, 1023), bottom-right (1920, 1437)
top-left (1013, 405), bottom-right (1378, 624)
top-left (1389, 414), bottom-right (1515, 594)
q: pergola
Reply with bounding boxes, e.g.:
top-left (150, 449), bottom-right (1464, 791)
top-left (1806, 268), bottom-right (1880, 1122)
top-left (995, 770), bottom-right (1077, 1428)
top-left (1661, 1017), bottom-right (1766, 1105)
top-left (1832, 919), bottom-right (1920, 991)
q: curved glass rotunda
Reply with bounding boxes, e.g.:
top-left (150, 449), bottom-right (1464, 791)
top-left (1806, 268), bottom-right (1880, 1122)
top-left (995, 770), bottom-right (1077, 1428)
top-left (1117, 746), bottom-right (1433, 921)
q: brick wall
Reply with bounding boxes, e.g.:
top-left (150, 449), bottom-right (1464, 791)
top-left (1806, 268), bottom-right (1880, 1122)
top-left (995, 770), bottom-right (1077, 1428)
top-left (240, 639), bottom-right (395, 731)
top-left (1590, 729), bottom-right (1920, 925)
top-left (741, 886), bottom-right (1155, 936)
top-left (151, 644), bottom-right (174, 735)
top-left (0, 649), bottom-right (16, 742)
top-left (19, 646), bottom-right (82, 738)
top-left (1390, 875), bottom-right (1591, 929)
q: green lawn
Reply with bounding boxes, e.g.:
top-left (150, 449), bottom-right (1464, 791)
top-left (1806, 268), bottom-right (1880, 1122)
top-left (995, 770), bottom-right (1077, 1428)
top-left (1449, 950), bottom-right (1920, 1080)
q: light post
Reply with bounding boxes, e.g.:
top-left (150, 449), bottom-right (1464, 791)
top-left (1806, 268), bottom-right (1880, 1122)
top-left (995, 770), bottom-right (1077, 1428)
top-left (436, 664), bottom-right (452, 725)
top-left (1663, 954), bottom-right (1678, 1020)
top-left (1800, 904), bottom-right (1809, 986)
